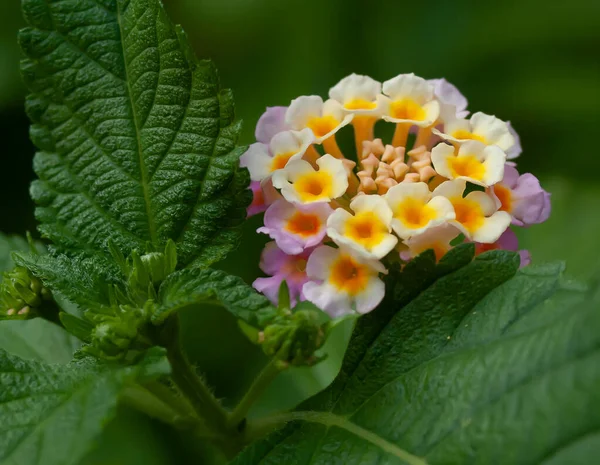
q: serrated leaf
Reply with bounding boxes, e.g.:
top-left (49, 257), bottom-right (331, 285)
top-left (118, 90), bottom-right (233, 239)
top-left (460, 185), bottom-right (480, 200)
top-left (19, 0), bottom-right (250, 267)
top-left (155, 267), bottom-right (276, 326)
top-left (13, 252), bottom-right (118, 311)
top-left (0, 347), bottom-right (169, 465)
top-left (233, 253), bottom-right (600, 465)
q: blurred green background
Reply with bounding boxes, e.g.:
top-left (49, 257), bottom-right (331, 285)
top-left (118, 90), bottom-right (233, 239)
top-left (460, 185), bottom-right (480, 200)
top-left (1, 0), bottom-right (599, 463)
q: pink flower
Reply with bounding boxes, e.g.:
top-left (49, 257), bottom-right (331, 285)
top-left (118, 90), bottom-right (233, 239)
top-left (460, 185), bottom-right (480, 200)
top-left (491, 164), bottom-right (551, 226)
top-left (257, 200), bottom-right (331, 255)
top-left (253, 242), bottom-right (311, 306)
top-left (428, 78), bottom-right (469, 118)
top-left (255, 107), bottom-right (289, 144)
top-left (474, 228), bottom-right (531, 268)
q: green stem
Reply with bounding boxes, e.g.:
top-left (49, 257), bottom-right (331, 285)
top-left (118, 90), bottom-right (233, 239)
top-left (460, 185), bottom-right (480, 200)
top-left (227, 359), bottom-right (284, 429)
top-left (120, 384), bottom-right (199, 432)
top-left (246, 411), bottom-right (429, 465)
top-left (167, 335), bottom-right (230, 434)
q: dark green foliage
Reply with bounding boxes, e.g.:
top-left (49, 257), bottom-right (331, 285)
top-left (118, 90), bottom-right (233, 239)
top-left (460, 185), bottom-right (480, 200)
top-left (233, 255), bottom-right (600, 465)
top-left (19, 0), bottom-right (250, 267)
top-left (0, 347), bottom-right (169, 465)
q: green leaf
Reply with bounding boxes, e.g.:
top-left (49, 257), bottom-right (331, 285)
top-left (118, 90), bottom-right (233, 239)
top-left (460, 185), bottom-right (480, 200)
top-left (155, 267), bottom-right (276, 326)
top-left (13, 252), bottom-right (118, 311)
top-left (233, 253), bottom-right (600, 465)
top-left (0, 347), bottom-right (169, 465)
top-left (19, 0), bottom-right (250, 267)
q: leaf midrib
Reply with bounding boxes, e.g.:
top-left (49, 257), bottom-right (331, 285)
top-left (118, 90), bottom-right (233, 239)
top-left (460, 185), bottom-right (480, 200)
top-left (115, 0), bottom-right (158, 248)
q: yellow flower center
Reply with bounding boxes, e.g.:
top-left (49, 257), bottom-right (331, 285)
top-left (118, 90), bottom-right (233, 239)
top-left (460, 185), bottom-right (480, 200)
top-left (270, 152), bottom-right (295, 172)
top-left (389, 99), bottom-right (426, 121)
top-left (493, 183), bottom-right (512, 213)
top-left (284, 256), bottom-right (308, 282)
top-left (344, 211), bottom-right (388, 250)
top-left (448, 155), bottom-right (486, 181)
top-left (330, 255), bottom-right (370, 296)
top-left (294, 171), bottom-right (334, 202)
top-left (452, 197), bottom-right (485, 233)
top-left (451, 129), bottom-right (487, 144)
top-left (394, 197), bottom-right (436, 229)
top-left (285, 211), bottom-right (322, 238)
top-left (307, 115), bottom-right (340, 138)
top-left (344, 98), bottom-right (377, 110)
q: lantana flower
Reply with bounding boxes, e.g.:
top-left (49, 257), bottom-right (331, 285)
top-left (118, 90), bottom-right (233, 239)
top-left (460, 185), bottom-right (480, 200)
top-left (272, 154), bottom-right (348, 204)
top-left (253, 242), bottom-right (311, 306)
top-left (491, 164), bottom-right (551, 226)
top-left (303, 245), bottom-right (387, 317)
top-left (401, 224), bottom-right (461, 262)
top-left (327, 195), bottom-right (398, 259)
top-left (285, 96), bottom-right (353, 161)
top-left (241, 128), bottom-right (314, 182)
top-left (385, 182), bottom-right (455, 239)
top-left (431, 141), bottom-right (506, 187)
top-left (433, 112), bottom-right (517, 156)
top-left (429, 78), bottom-right (469, 119)
top-left (258, 200), bottom-right (332, 255)
top-left (329, 74), bottom-right (385, 152)
top-left (433, 179), bottom-right (511, 243)
top-left (255, 106), bottom-right (289, 144)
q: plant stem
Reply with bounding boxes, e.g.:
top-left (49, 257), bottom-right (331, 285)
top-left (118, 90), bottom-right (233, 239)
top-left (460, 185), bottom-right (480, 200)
top-left (227, 359), bottom-right (283, 429)
top-left (167, 335), bottom-right (230, 434)
top-left (120, 384), bottom-right (199, 431)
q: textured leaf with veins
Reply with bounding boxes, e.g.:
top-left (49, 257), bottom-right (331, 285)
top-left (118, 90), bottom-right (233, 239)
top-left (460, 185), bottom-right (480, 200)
top-left (0, 347), bottom-right (169, 465)
top-left (233, 252), bottom-right (600, 465)
top-left (19, 0), bottom-right (250, 266)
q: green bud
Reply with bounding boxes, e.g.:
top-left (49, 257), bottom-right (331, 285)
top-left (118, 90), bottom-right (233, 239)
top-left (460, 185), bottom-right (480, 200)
top-left (84, 302), bottom-right (154, 361)
top-left (127, 241), bottom-right (178, 304)
top-left (260, 310), bottom-right (327, 366)
top-left (0, 266), bottom-right (53, 320)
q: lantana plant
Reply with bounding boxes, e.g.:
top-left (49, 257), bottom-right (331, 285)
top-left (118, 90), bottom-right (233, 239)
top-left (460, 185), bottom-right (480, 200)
top-left (0, 1), bottom-right (597, 465)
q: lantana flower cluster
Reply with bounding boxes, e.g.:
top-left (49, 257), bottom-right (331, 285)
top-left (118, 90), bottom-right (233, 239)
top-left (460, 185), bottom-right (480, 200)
top-left (242, 74), bottom-right (550, 318)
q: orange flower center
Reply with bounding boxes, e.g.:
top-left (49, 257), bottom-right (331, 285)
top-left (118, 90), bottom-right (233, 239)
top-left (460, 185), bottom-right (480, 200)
top-left (452, 197), bottom-right (484, 232)
top-left (330, 255), bottom-right (370, 296)
top-left (345, 212), bottom-right (388, 250)
top-left (493, 183), bottom-right (512, 213)
top-left (395, 198), bottom-right (436, 229)
top-left (285, 211), bottom-right (322, 238)
top-left (270, 152), bottom-right (295, 172)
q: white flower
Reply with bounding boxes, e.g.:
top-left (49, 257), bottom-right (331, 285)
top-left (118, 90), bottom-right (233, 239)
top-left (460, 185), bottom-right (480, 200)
top-left (384, 182), bottom-right (455, 239)
top-left (329, 74), bottom-right (385, 116)
top-left (272, 154), bottom-right (348, 204)
top-left (303, 245), bottom-right (386, 317)
top-left (431, 141), bottom-right (506, 187)
top-left (327, 195), bottom-right (398, 259)
top-left (380, 73), bottom-right (440, 127)
top-left (285, 96), bottom-right (353, 143)
top-left (240, 128), bottom-right (315, 182)
top-left (402, 224), bottom-right (461, 261)
top-left (432, 179), bottom-right (511, 243)
top-left (432, 111), bottom-right (516, 154)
